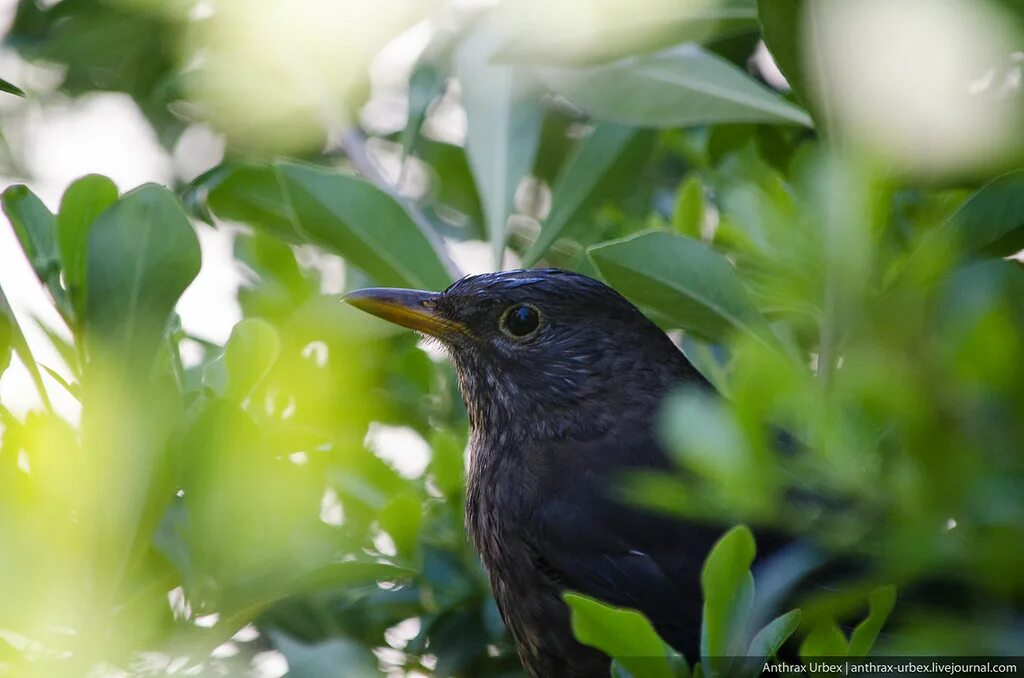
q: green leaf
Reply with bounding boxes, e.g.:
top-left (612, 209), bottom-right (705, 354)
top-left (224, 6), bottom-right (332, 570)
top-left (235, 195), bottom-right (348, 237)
top-left (455, 21), bottom-right (543, 264)
top-left (523, 122), bottom-right (638, 266)
top-left (291, 560), bottom-right (416, 596)
top-left (270, 631), bottom-right (379, 678)
top-left (276, 162), bottom-right (454, 290)
top-left (747, 609), bottom-right (801, 659)
top-left (542, 45), bottom-right (813, 129)
top-left (700, 525), bottom-right (756, 661)
top-left (224, 318), bottom-right (280, 401)
top-left (85, 184), bottom-right (201, 361)
top-left (0, 289), bottom-right (52, 412)
top-left (938, 169), bottom-right (1024, 258)
top-left (493, 0), bottom-right (758, 66)
top-left (0, 309), bottom-right (11, 376)
top-left (588, 231), bottom-right (776, 347)
top-left (0, 77), bottom-right (25, 97)
top-left (800, 620), bottom-right (848, 658)
top-left (672, 174), bottom-right (705, 238)
top-left (898, 170), bottom-right (1024, 289)
top-left (2, 184), bottom-right (60, 288)
top-left (848, 585), bottom-right (896, 657)
top-left (204, 164), bottom-right (296, 241)
top-left (757, 0), bottom-right (810, 103)
top-left (401, 38), bottom-right (451, 159)
top-left (564, 592), bottom-right (676, 678)
top-left (56, 174), bottom-right (119, 318)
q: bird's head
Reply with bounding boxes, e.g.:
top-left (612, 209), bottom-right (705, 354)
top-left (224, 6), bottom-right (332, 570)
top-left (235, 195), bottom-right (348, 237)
top-left (344, 269), bottom-right (697, 439)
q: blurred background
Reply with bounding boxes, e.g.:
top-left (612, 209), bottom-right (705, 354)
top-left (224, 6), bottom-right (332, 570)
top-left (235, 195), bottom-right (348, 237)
top-left (0, 0), bottom-right (1022, 675)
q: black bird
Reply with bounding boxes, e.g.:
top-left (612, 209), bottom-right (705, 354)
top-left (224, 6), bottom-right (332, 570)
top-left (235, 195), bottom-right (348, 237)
top-left (345, 268), bottom-right (747, 677)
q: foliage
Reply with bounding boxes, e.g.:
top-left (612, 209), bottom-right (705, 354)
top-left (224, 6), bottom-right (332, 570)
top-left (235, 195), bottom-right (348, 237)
top-left (1, 0), bottom-right (1024, 676)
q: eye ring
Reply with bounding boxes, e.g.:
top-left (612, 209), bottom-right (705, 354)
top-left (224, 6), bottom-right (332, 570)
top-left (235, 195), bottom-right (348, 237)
top-left (499, 303), bottom-right (543, 341)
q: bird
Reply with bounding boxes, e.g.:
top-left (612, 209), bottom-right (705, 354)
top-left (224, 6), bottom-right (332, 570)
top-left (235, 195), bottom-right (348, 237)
top-left (345, 268), bottom-right (761, 677)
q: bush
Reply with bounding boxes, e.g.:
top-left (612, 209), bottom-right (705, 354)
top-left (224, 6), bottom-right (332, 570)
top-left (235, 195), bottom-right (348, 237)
top-left (0, 0), bottom-right (1022, 675)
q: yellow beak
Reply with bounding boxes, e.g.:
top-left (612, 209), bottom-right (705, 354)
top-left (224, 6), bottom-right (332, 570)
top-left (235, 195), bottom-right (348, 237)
top-left (343, 287), bottom-right (468, 340)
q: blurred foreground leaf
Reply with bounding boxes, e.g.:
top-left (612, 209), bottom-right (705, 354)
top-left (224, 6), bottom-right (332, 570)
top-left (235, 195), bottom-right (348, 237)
top-left (493, 0), bottom-right (758, 66)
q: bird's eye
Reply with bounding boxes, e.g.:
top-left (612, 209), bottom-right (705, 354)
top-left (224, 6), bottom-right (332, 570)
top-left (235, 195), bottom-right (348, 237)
top-left (500, 304), bottom-right (542, 340)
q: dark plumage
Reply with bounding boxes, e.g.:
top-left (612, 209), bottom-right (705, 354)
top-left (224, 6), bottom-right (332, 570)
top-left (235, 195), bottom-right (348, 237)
top-left (345, 269), bottom-right (740, 676)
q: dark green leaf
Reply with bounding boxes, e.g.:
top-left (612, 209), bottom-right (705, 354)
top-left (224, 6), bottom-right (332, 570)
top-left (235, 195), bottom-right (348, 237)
top-left (848, 585), bottom-right (896, 657)
top-left (0, 289), bottom-right (52, 412)
top-left (276, 162), bottom-right (454, 290)
top-left (0, 77), bottom-right (25, 97)
top-left (2, 184), bottom-right (59, 286)
top-left (85, 184), bottom-right (201, 361)
top-left (402, 39), bottom-right (451, 159)
top-left (898, 170), bottom-right (1024, 289)
top-left (205, 164), bottom-right (296, 241)
top-left (270, 631), bottom-right (379, 678)
top-left (523, 122), bottom-right (638, 266)
top-left (747, 609), bottom-right (801, 659)
top-left (56, 174), bottom-right (119, 318)
top-left (564, 592), bottom-right (676, 678)
top-left (542, 46), bottom-right (812, 129)
top-left (939, 169), bottom-right (1024, 258)
top-left (757, 0), bottom-right (809, 103)
top-left (588, 231), bottom-right (777, 347)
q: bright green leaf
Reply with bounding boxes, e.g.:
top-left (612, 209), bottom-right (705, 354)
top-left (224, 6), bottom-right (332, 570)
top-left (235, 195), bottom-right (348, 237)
top-left (541, 46), bottom-right (813, 129)
top-left (672, 174), bottom-right (705, 238)
top-left (56, 174), bottom-right (119, 318)
top-left (523, 122), bottom-right (638, 266)
top-left (848, 585), bottom-right (896, 657)
top-left (800, 620), bottom-right (848, 658)
top-left (455, 21), bottom-right (543, 264)
top-left (564, 592), bottom-right (676, 678)
top-left (588, 231), bottom-right (777, 348)
top-left (700, 525), bottom-right (756, 662)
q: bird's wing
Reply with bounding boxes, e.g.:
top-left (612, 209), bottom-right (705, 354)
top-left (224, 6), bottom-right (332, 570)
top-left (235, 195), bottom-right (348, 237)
top-left (524, 434), bottom-right (725, 655)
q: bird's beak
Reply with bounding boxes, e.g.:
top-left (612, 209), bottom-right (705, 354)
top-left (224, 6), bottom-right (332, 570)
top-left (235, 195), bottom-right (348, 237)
top-left (343, 287), bottom-right (467, 340)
